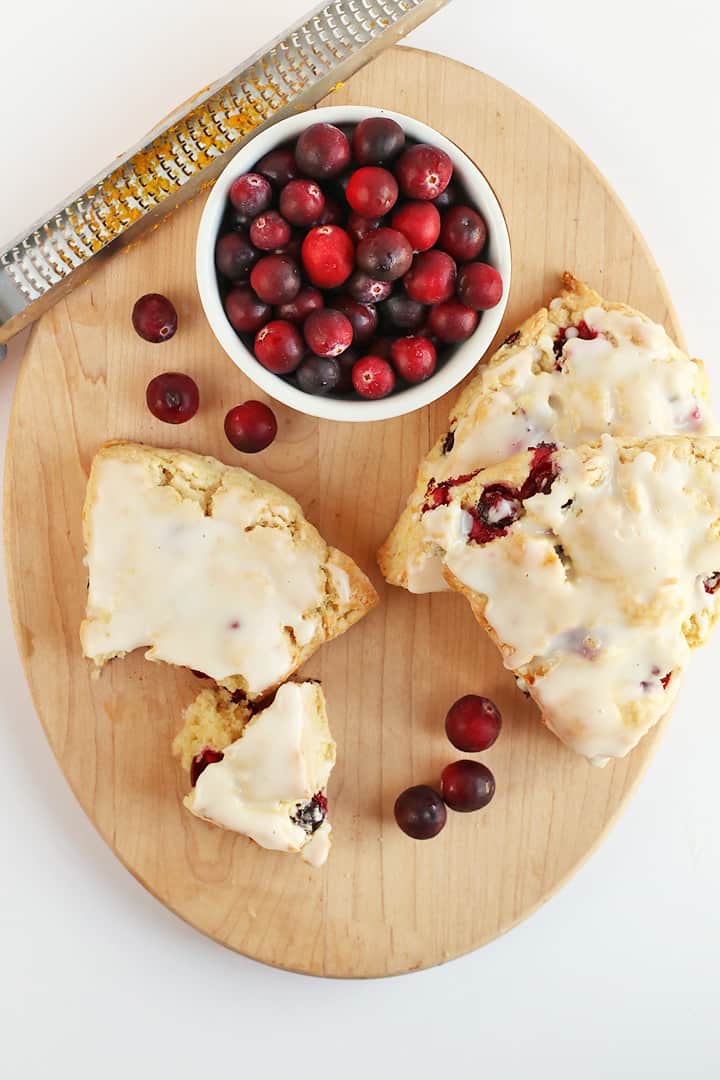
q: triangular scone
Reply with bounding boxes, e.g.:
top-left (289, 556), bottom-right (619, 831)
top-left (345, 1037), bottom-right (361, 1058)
top-left (81, 442), bottom-right (377, 699)
top-left (419, 435), bottom-right (720, 764)
top-left (378, 273), bottom-right (714, 593)
top-left (173, 681), bottom-right (335, 867)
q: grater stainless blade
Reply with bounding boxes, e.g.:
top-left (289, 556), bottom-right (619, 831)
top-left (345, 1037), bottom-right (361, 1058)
top-left (0, 0), bottom-right (448, 343)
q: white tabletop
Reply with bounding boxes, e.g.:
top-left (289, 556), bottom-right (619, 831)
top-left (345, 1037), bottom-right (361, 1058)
top-left (2, 2), bottom-right (718, 1076)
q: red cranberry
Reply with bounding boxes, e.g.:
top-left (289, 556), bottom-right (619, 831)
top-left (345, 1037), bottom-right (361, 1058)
top-left (704, 571), bottom-right (720, 594)
top-left (224, 400), bottom-right (278, 453)
top-left (303, 308), bottom-right (353, 357)
top-left (347, 212), bottom-right (382, 243)
top-left (352, 355), bottom-right (396, 399)
top-left (132, 293), bottom-right (178, 343)
top-left (352, 116), bottom-right (405, 164)
top-left (520, 445), bottom-right (558, 499)
top-left (190, 748), bottom-right (224, 787)
top-left (229, 173), bottom-right (272, 218)
top-left (146, 372), bottom-right (199, 424)
top-left (346, 166), bottom-right (398, 218)
top-left (319, 196), bottom-right (344, 226)
top-left (296, 355), bottom-right (341, 396)
top-left (254, 319), bottom-right (304, 373)
top-left (249, 210), bottom-right (292, 252)
top-left (347, 270), bottom-right (393, 304)
top-left (390, 336), bottom-right (437, 383)
top-left (215, 231), bottom-right (258, 282)
top-left (427, 300), bottom-right (479, 342)
top-left (255, 146), bottom-right (299, 189)
top-left (391, 200), bottom-right (441, 252)
top-left (440, 761), bottom-right (495, 812)
top-left (301, 225), bottom-right (354, 288)
top-left (357, 227), bottom-right (413, 282)
top-left (276, 286), bottom-right (324, 323)
top-left (475, 484), bottom-right (522, 530)
top-left (394, 785), bottom-right (447, 839)
top-left (457, 262), bottom-right (503, 310)
top-left (395, 144), bottom-right (453, 200)
top-left (295, 122), bottom-right (350, 179)
top-left (403, 249), bottom-right (456, 304)
top-left (224, 287), bottom-right (271, 334)
top-left (279, 179), bottom-right (325, 227)
top-left (445, 695), bottom-right (502, 752)
top-left (438, 205), bottom-right (487, 262)
top-left (250, 254), bottom-right (301, 305)
top-left (381, 294), bottom-right (426, 331)
top-left (328, 295), bottom-right (378, 343)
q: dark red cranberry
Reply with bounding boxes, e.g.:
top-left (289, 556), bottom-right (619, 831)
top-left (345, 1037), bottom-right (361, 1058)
top-left (352, 355), bottom-right (396, 399)
top-left (224, 400), bottom-right (278, 452)
top-left (255, 146), bottom-right (299, 189)
top-left (457, 262), bottom-right (503, 310)
top-left (224, 286), bottom-right (271, 334)
top-left (390, 336), bottom-right (437, 383)
top-left (356, 227), bottom-right (413, 282)
top-left (318, 196), bottom-right (344, 226)
top-left (427, 300), bottom-right (479, 342)
top-left (438, 205), bottom-right (487, 262)
top-left (215, 231), bottom-right (258, 282)
top-left (391, 200), bottom-right (441, 252)
top-left (132, 293), bottom-right (178, 342)
top-left (503, 330), bottom-right (521, 347)
top-left (433, 180), bottom-right (459, 209)
top-left (381, 294), bottom-right (427, 331)
top-left (279, 179), bottom-right (325, 227)
top-left (395, 144), bottom-right (453, 200)
top-left (403, 250), bottom-right (456, 304)
top-left (520, 444), bottom-right (558, 499)
top-left (229, 173), bottom-right (272, 218)
top-left (291, 792), bottom-right (329, 833)
top-left (328, 295), bottom-right (378, 343)
top-left (146, 372), bottom-right (199, 424)
top-left (191, 670), bottom-right (210, 679)
top-left (346, 166), bottom-right (398, 218)
top-left (250, 254), bottom-right (301, 305)
top-left (441, 430), bottom-right (455, 454)
top-left (295, 122), bottom-right (351, 179)
top-left (347, 212), bottom-right (382, 243)
top-left (249, 210), bottom-right (292, 252)
top-left (440, 761), bottom-right (495, 812)
top-left (254, 319), bottom-right (304, 373)
top-left (296, 355), bottom-right (342, 395)
top-left (347, 271), bottom-right (393, 304)
top-left (445, 695), bottom-right (502, 752)
top-left (352, 117), bottom-right (405, 165)
top-left (576, 319), bottom-right (598, 340)
top-left (190, 748), bottom-right (224, 787)
top-left (661, 672), bottom-right (672, 690)
top-left (468, 484), bottom-right (522, 541)
top-left (704, 572), bottom-right (720, 594)
top-left (394, 785), bottom-right (447, 839)
top-left (303, 308), bottom-right (353, 357)
top-left (335, 347), bottom-right (359, 393)
top-left (301, 225), bottom-right (354, 288)
top-left (275, 286), bottom-right (324, 323)
top-left (366, 336), bottom-right (394, 360)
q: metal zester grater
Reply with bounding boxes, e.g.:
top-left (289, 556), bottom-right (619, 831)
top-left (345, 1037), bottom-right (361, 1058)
top-left (0, 0), bottom-right (448, 343)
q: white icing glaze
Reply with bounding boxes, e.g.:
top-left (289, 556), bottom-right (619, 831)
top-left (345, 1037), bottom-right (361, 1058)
top-left (404, 301), bottom-right (713, 593)
top-left (301, 821), bottom-right (332, 867)
top-left (431, 436), bottom-right (720, 763)
top-left (82, 456), bottom-right (328, 694)
top-left (186, 682), bottom-right (335, 863)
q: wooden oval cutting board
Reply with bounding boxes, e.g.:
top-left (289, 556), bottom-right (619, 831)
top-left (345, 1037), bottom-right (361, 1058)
top-left (4, 48), bottom-right (680, 977)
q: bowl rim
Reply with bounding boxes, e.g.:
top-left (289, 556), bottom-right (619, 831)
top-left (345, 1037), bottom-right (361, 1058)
top-left (196, 104), bottom-right (511, 423)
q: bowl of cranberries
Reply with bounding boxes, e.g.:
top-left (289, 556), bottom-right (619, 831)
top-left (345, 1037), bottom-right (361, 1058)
top-left (197, 106), bottom-right (510, 421)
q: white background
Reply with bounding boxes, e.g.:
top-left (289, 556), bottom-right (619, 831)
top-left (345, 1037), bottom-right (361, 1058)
top-left (1, 2), bottom-right (719, 1076)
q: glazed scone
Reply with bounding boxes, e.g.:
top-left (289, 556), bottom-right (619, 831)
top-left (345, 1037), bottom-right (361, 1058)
top-left (419, 435), bottom-right (720, 764)
top-left (173, 681), bottom-right (335, 866)
top-left (378, 273), bottom-right (714, 593)
top-left (81, 442), bottom-right (377, 698)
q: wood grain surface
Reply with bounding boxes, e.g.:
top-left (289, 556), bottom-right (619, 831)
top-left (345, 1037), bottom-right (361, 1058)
top-left (3, 48), bottom-right (681, 977)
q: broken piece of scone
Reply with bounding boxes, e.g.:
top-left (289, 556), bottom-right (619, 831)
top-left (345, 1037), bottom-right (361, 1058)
top-left (173, 681), bottom-right (335, 866)
top-left (81, 442), bottom-right (377, 699)
top-left (379, 273), bottom-right (714, 593)
top-left (419, 435), bottom-right (720, 764)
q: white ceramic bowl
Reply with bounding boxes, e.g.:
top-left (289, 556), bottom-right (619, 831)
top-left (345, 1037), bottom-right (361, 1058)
top-left (196, 105), bottom-right (511, 422)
